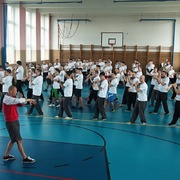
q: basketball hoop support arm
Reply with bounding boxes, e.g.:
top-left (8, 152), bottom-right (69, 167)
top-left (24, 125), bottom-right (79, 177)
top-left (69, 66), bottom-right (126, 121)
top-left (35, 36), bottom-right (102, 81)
top-left (57, 19), bottom-right (91, 22)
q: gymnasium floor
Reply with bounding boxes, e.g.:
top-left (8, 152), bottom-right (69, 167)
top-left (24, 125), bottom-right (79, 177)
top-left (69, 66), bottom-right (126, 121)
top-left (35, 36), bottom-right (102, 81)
top-left (0, 84), bottom-right (180, 180)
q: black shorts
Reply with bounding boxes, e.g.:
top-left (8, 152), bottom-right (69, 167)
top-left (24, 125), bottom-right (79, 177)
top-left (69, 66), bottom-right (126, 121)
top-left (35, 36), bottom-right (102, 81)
top-left (46, 78), bottom-right (52, 85)
top-left (75, 89), bottom-right (82, 97)
top-left (6, 121), bottom-right (22, 143)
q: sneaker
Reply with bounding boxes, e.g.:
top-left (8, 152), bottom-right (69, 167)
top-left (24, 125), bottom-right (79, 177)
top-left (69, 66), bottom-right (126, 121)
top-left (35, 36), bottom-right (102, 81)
top-left (78, 107), bottom-right (83, 110)
top-left (92, 117), bottom-right (98, 120)
top-left (55, 115), bottom-right (63, 118)
top-left (49, 103), bottom-right (55, 107)
top-left (56, 104), bottom-right (60, 107)
top-left (127, 122), bottom-right (134, 124)
top-left (3, 155), bottom-right (15, 161)
top-left (168, 122), bottom-right (176, 126)
top-left (71, 106), bottom-right (76, 109)
top-left (111, 109), bottom-right (115, 112)
top-left (36, 114), bottom-right (43, 117)
top-left (142, 122), bottom-right (146, 125)
top-left (65, 116), bottom-right (72, 120)
top-left (85, 103), bottom-right (90, 106)
top-left (23, 156), bottom-right (36, 163)
top-left (149, 111), bottom-right (157, 114)
top-left (99, 117), bottom-right (107, 121)
top-left (26, 113), bottom-right (32, 116)
top-left (119, 104), bottom-right (125, 107)
top-left (164, 112), bottom-right (169, 115)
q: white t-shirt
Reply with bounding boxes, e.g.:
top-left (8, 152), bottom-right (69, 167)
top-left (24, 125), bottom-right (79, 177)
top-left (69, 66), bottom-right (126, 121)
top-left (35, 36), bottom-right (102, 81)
top-left (176, 94), bottom-right (180, 101)
top-left (109, 78), bottom-right (118, 94)
top-left (64, 78), bottom-right (73, 97)
top-left (32, 76), bottom-right (43, 96)
top-left (0, 70), bottom-right (4, 79)
top-left (6, 66), bottom-right (13, 72)
top-left (137, 82), bottom-right (148, 101)
top-left (54, 62), bottom-right (60, 69)
top-left (176, 78), bottom-right (180, 84)
top-left (146, 64), bottom-right (155, 75)
top-left (29, 74), bottom-right (36, 89)
top-left (153, 79), bottom-right (160, 91)
top-left (91, 64), bottom-right (96, 70)
top-left (2, 75), bottom-right (13, 93)
top-left (75, 74), bottom-right (83, 89)
top-left (116, 73), bottom-right (121, 83)
top-left (99, 62), bottom-right (105, 71)
top-left (151, 72), bottom-right (158, 85)
top-left (49, 66), bottom-right (55, 75)
top-left (93, 76), bottom-right (100, 91)
top-left (136, 71), bottom-right (143, 79)
top-left (168, 70), bottom-right (175, 78)
top-left (59, 70), bottom-right (66, 82)
top-left (129, 77), bottom-right (139, 93)
top-left (42, 64), bottom-right (48, 73)
top-left (98, 79), bottom-right (108, 98)
top-left (159, 77), bottom-right (169, 93)
top-left (16, 66), bottom-right (24, 80)
top-left (53, 75), bottom-right (61, 89)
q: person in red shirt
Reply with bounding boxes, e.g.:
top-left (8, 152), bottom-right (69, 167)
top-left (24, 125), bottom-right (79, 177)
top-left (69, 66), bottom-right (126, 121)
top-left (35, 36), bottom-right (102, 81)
top-left (3, 85), bottom-right (36, 163)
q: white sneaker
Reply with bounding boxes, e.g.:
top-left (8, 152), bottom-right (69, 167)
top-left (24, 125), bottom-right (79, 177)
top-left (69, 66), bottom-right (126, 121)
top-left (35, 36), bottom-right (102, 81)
top-left (49, 103), bottom-right (55, 107)
top-left (56, 104), bottom-right (60, 107)
top-left (23, 156), bottom-right (36, 163)
top-left (65, 117), bottom-right (72, 120)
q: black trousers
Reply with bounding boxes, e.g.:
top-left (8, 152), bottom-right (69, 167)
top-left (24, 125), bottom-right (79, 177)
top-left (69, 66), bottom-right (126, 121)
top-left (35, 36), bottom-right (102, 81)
top-left (27, 88), bottom-right (32, 99)
top-left (28, 95), bottom-right (43, 115)
top-left (145, 75), bottom-right (152, 84)
top-left (121, 86), bottom-right (129, 105)
top-left (87, 89), bottom-right (98, 104)
top-left (16, 80), bottom-right (24, 97)
top-left (58, 97), bottom-right (72, 117)
top-left (0, 92), bottom-right (6, 111)
top-left (169, 101), bottom-right (180, 124)
top-left (94, 97), bottom-right (106, 119)
top-left (43, 72), bottom-right (48, 81)
top-left (148, 84), bottom-right (154, 101)
top-left (154, 92), bottom-right (169, 113)
top-left (150, 89), bottom-right (158, 106)
top-left (127, 92), bottom-right (137, 110)
top-left (130, 100), bottom-right (147, 123)
top-left (171, 89), bottom-right (176, 100)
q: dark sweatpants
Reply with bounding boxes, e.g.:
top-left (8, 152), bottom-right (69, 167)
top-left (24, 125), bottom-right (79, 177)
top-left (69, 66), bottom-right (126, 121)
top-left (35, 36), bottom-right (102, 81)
top-left (169, 100), bottom-right (180, 124)
top-left (130, 100), bottom-right (147, 123)
top-left (94, 97), bottom-right (106, 119)
top-left (58, 97), bottom-right (72, 118)
top-left (28, 95), bottom-right (43, 115)
top-left (153, 92), bottom-right (169, 113)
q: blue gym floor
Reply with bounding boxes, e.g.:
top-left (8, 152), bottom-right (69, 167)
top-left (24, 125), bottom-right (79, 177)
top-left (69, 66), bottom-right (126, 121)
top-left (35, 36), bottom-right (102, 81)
top-left (0, 84), bottom-right (180, 180)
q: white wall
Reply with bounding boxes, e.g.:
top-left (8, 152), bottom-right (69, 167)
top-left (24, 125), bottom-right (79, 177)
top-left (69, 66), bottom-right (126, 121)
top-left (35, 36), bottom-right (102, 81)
top-left (51, 14), bottom-right (180, 52)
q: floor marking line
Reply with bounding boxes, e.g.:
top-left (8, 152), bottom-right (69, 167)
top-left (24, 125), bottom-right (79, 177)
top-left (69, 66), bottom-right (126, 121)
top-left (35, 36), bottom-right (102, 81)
top-left (0, 169), bottom-right (75, 180)
top-left (16, 114), bottom-right (175, 129)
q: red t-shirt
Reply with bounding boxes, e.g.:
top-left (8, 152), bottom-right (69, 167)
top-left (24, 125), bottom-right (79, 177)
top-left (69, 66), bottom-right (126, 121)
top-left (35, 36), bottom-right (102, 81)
top-left (3, 94), bottom-right (25, 122)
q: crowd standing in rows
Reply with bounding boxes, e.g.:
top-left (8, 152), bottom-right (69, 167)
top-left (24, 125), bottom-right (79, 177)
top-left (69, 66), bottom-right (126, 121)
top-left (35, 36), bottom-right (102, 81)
top-left (0, 58), bottom-right (179, 126)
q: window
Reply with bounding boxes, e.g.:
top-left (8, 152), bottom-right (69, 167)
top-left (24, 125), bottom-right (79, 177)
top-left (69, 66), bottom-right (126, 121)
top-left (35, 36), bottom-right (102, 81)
top-left (41, 15), bottom-right (49, 61)
top-left (6, 5), bottom-right (20, 64)
top-left (26, 11), bottom-right (36, 62)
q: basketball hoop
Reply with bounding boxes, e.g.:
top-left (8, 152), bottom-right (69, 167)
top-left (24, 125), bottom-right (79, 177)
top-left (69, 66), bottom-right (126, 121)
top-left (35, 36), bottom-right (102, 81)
top-left (109, 43), bottom-right (115, 48)
top-left (108, 38), bottom-right (116, 49)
